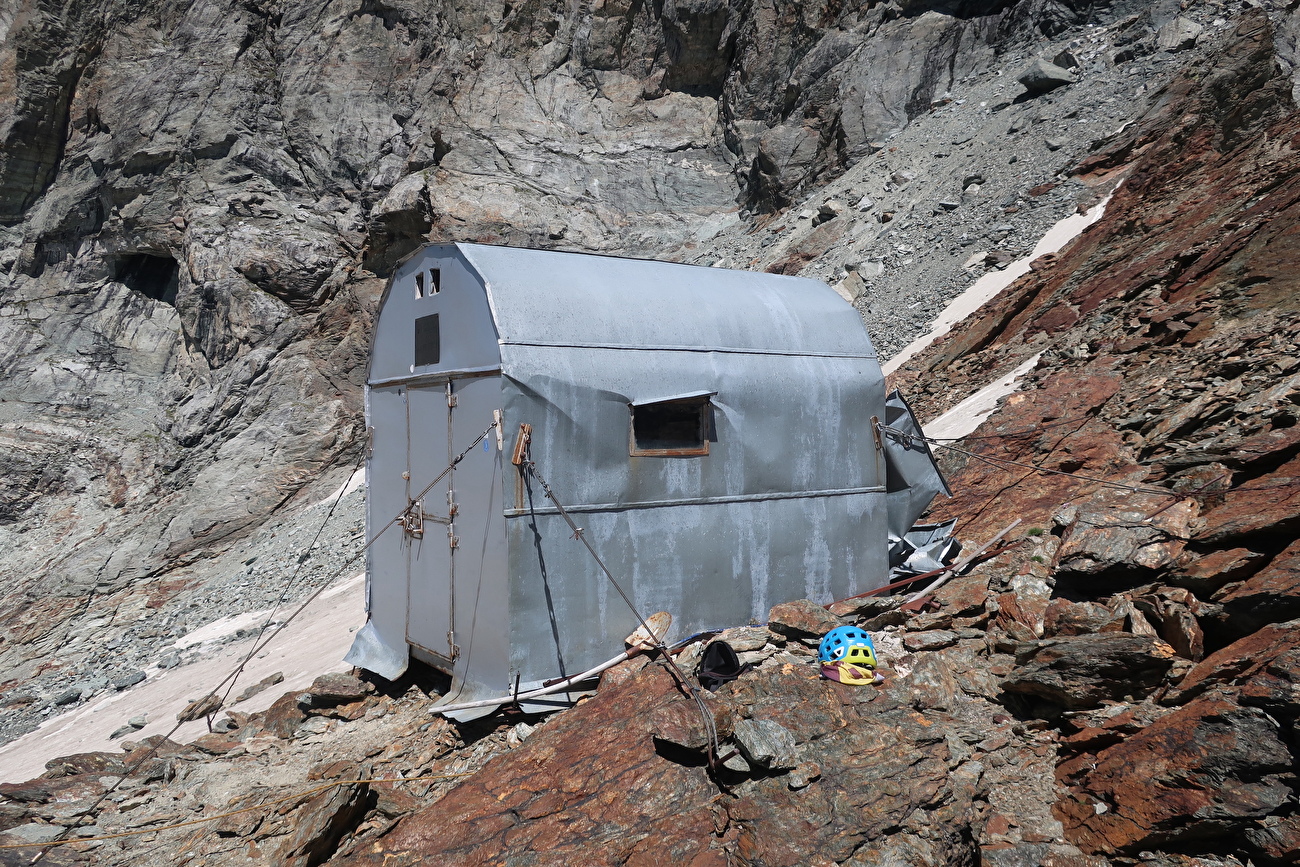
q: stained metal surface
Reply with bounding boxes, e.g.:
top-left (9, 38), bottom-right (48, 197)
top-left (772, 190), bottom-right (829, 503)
top-left (460, 243), bottom-right (877, 357)
top-left (350, 243), bottom-right (936, 701)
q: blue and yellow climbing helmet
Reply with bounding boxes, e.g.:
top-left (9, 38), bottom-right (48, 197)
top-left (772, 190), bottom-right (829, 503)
top-left (818, 625), bottom-right (877, 669)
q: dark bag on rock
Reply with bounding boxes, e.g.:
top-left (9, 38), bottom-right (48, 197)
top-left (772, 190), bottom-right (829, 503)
top-left (697, 640), bottom-right (753, 691)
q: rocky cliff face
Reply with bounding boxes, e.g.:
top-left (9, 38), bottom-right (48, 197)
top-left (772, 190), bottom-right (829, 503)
top-left (4, 0), bottom-right (1300, 864)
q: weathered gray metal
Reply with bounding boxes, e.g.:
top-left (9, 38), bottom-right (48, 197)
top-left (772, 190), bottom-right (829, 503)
top-left (345, 243), bottom-right (943, 712)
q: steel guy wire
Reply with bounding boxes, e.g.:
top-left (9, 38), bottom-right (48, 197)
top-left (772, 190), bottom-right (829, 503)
top-left (878, 423), bottom-right (1182, 498)
top-left (359, 419), bottom-right (500, 554)
top-left (518, 445), bottom-right (725, 771)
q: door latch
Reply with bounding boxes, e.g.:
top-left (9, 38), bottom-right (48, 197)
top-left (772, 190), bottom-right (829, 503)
top-left (400, 500), bottom-right (425, 539)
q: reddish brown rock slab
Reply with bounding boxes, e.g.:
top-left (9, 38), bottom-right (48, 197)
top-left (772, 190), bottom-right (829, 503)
top-left (1055, 695), bottom-right (1294, 855)
top-left (336, 656), bottom-right (990, 867)
top-left (1169, 547), bottom-right (1267, 596)
top-left (1172, 619), bottom-right (1300, 701)
top-left (262, 691), bottom-right (308, 739)
top-left (1002, 634), bottom-right (1176, 711)
top-left (1054, 494), bottom-right (1198, 583)
top-left (931, 571), bottom-right (992, 618)
top-left (301, 673), bottom-right (372, 708)
top-left (926, 369), bottom-right (1131, 543)
top-left (647, 693), bottom-right (735, 751)
top-left (334, 662), bottom-right (723, 866)
top-left (1214, 539), bottom-right (1300, 636)
top-left (767, 599), bottom-right (844, 638)
top-left (1043, 599), bottom-right (1123, 637)
top-left (1196, 453), bottom-right (1300, 545)
top-left (1245, 815), bottom-right (1300, 862)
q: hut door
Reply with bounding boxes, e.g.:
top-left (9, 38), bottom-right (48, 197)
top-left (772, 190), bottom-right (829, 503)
top-left (405, 385), bottom-right (455, 663)
top-left (404, 376), bottom-right (503, 667)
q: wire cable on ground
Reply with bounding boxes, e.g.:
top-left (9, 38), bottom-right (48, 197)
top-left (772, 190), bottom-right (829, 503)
top-left (925, 414), bottom-right (1097, 441)
top-left (0, 773), bottom-right (471, 851)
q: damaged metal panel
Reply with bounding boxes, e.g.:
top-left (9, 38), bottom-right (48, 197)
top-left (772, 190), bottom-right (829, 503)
top-left (882, 389), bottom-right (953, 541)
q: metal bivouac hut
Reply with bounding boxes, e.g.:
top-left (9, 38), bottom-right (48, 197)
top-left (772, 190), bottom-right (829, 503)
top-left (345, 242), bottom-right (946, 712)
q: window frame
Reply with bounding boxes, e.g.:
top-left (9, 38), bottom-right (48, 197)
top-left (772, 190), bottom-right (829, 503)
top-left (628, 392), bottom-right (716, 457)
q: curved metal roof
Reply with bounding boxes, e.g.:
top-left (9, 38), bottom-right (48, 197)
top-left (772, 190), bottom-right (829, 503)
top-left (454, 243), bottom-right (877, 359)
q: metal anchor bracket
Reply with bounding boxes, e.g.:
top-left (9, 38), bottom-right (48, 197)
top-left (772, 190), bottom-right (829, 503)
top-left (400, 500), bottom-right (425, 539)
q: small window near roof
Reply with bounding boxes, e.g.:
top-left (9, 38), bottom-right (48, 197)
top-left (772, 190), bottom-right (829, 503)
top-left (428, 268), bottom-right (441, 294)
top-left (414, 272), bottom-right (425, 298)
top-left (630, 393), bottom-right (714, 456)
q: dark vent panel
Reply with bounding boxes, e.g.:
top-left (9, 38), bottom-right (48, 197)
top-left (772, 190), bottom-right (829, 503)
top-left (414, 314), bottom-right (440, 367)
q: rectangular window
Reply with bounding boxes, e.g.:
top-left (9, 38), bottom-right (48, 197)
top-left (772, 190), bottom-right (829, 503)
top-left (428, 268), bottom-right (441, 294)
top-left (629, 393), bottom-right (714, 456)
top-left (414, 272), bottom-right (425, 298)
top-left (414, 313), bottom-right (440, 367)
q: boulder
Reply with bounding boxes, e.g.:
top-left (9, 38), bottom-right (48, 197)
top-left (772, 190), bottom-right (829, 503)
top-left (1053, 496), bottom-right (1197, 584)
top-left (41, 752), bottom-right (126, 779)
top-left (297, 673), bottom-right (372, 710)
top-left (715, 626), bottom-right (770, 653)
top-left (1214, 539), bottom-right (1300, 636)
top-left (1245, 815), bottom-right (1300, 863)
top-left (1042, 598), bottom-right (1122, 636)
top-left (234, 670), bottom-right (285, 704)
top-left (1017, 58), bottom-right (1076, 95)
top-left (0, 823), bottom-right (67, 845)
top-left (903, 630), bottom-right (958, 652)
top-left (1157, 17), bottom-right (1203, 52)
top-left (1055, 696), bottom-right (1294, 855)
top-left (648, 696), bottom-right (734, 752)
top-left (1170, 547), bottom-right (1266, 596)
top-left (1196, 453), bottom-right (1300, 545)
top-left (111, 670), bottom-right (147, 691)
top-left (1002, 634), bottom-right (1176, 710)
top-left (51, 688), bottom-right (81, 706)
top-left (832, 270), bottom-right (867, 304)
top-left (827, 594), bottom-right (901, 620)
top-left (263, 692), bottom-right (308, 739)
top-left (767, 599), bottom-right (844, 639)
top-left (177, 693), bottom-right (222, 723)
top-left (1171, 619), bottom-right (1300, 708)
top-left (732, 718), bottom-right (799, 770)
